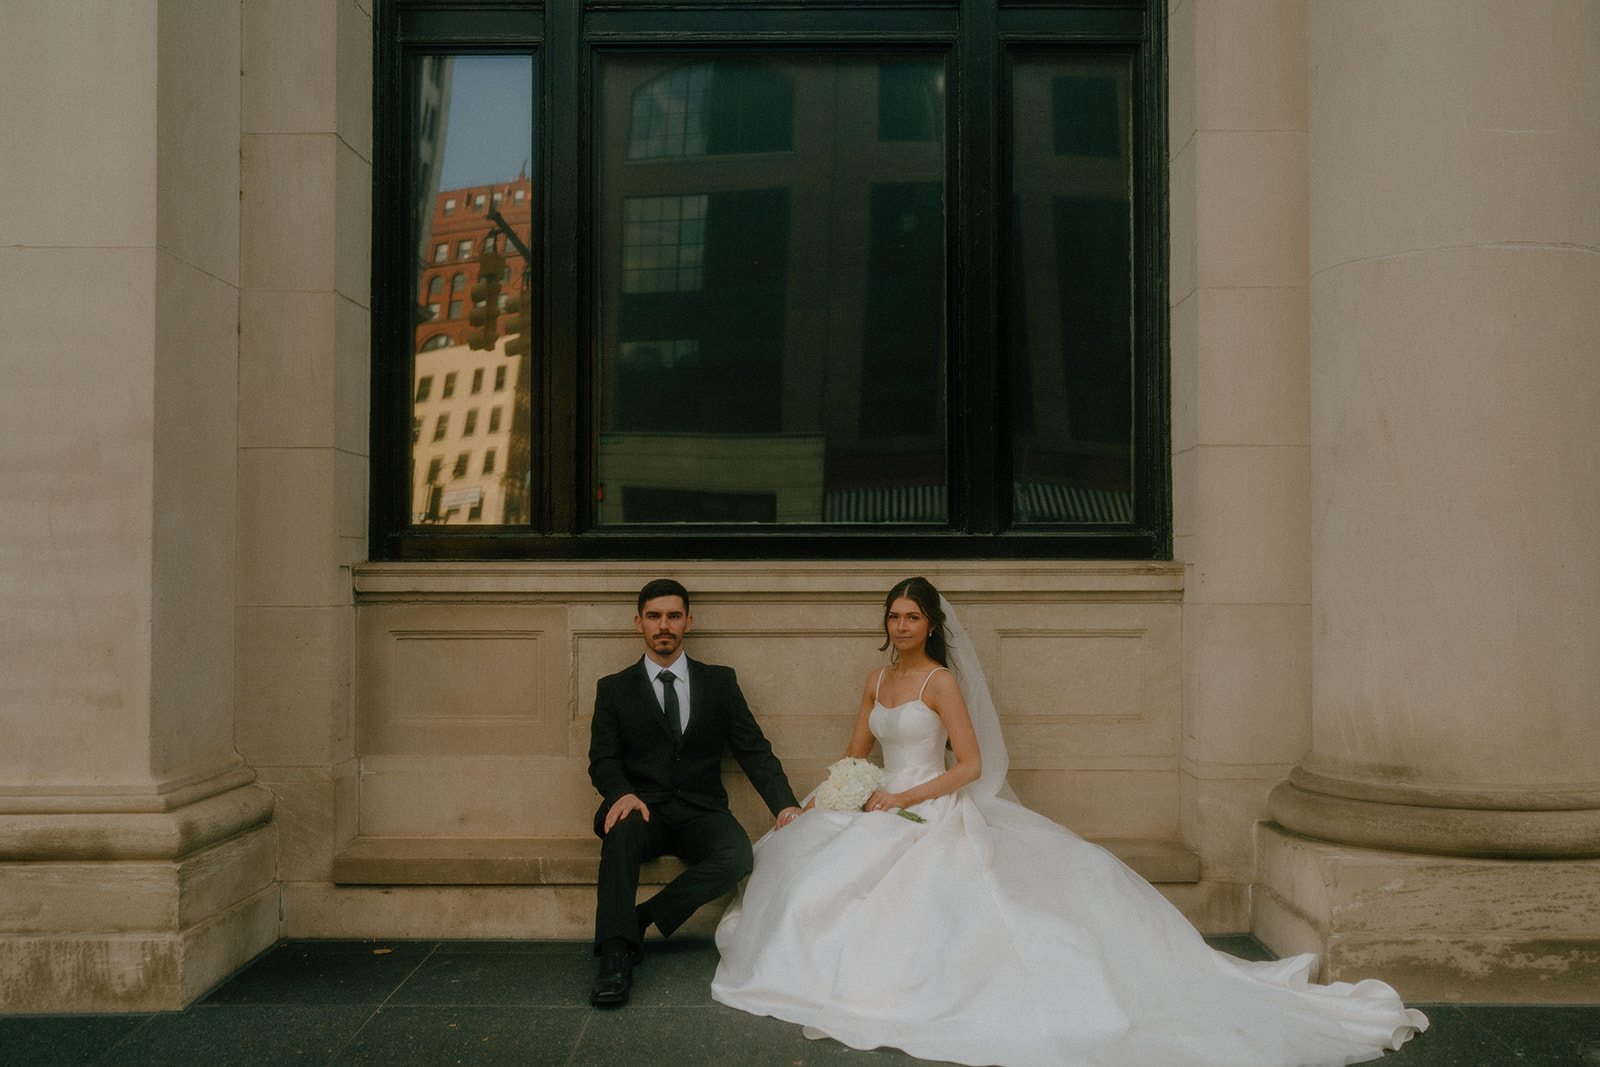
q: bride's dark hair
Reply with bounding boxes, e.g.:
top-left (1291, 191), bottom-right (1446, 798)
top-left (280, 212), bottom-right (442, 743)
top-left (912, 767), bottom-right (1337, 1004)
top-left (878, 576), bottom-right (949, 667)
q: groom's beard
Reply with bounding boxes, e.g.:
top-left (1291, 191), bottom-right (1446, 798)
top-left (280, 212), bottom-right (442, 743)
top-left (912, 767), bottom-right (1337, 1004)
top-left (650, 632), bottom-right (682, 656)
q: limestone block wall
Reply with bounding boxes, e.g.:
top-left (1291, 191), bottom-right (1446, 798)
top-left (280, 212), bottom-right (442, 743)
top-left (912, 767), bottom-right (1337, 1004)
top-left (278, 563), bottom-right (1209, 938)
top-left (1168, 0), bottom-right (1313, 916)
top-left (232, 0), bottom-right (372, 919)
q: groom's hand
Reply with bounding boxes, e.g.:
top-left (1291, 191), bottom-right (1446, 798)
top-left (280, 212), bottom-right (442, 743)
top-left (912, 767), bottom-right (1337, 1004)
top-left (604, 794), bottom-right (650, 833)
top-left (774, 806), bottom-right (804, 830)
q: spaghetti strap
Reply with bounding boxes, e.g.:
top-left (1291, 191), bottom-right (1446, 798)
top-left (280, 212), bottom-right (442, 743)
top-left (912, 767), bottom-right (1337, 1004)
top-left (874, 667), bottom-right (887, 703)
top-left (916, 666), bottom-right (949, 701)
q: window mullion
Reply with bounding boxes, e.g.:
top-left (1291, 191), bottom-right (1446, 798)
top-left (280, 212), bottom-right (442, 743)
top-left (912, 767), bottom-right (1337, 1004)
top-left (953, 0), bottom-right (1002, 535)
top-left (545, 0), bottom-right (582, 534)
top-left (371, 6), bottom-right (423, 557)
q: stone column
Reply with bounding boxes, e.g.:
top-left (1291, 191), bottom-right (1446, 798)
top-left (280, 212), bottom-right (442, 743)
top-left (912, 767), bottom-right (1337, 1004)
top-left (1255, 0), bottom-right (1600, 1001)
top-left (0, 1), bottom-right (276, 1012)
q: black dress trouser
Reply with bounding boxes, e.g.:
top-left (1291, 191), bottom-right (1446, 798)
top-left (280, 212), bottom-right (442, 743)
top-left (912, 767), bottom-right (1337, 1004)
top-left (593, 799), bottom-right (754, 953)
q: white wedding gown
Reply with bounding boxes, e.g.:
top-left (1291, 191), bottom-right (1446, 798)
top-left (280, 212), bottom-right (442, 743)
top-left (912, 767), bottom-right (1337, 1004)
top-left (711, 690), bottom-right (1427, 1067)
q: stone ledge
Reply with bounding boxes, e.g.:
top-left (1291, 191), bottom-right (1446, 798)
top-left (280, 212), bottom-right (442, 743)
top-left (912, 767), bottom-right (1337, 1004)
top-left (352, 559), bottom-right (1185, 601)
top-left (331, 834), bottom-right (1200, 886)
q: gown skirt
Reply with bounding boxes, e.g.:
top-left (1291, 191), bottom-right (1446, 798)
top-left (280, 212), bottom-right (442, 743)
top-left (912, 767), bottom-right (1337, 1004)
top-left (711, 700), bottom-right (1427, 1067)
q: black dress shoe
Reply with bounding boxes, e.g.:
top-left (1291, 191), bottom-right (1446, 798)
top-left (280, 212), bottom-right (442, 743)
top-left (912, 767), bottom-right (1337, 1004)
top-left (589, 948), bottom-right (639, 1007)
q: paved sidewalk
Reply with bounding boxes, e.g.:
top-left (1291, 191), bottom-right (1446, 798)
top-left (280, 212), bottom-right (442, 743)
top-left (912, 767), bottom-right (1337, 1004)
top-left (3, 937), bottom-right (1596, 1065)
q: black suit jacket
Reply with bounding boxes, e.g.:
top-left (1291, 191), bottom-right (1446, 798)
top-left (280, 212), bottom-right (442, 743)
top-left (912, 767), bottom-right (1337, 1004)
top-left (588, 656), bottom-right (798, 831)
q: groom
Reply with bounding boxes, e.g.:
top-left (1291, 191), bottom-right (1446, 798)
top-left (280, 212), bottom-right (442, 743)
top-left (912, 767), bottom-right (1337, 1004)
top-left (587, 578), bottom-right (803, 1007)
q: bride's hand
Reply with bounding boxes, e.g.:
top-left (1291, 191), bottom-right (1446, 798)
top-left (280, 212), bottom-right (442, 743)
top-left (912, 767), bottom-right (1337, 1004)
top-left (864, 791), bottom-right (908, 813)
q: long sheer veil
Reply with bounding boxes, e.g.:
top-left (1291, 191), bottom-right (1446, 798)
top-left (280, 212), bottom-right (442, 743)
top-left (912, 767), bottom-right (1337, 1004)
top-left (938, 595), bottom-right (1012, 800)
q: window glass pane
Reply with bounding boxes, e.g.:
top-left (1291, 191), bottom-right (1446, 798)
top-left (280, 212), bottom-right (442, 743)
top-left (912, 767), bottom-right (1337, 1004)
top-left (1009, 54), bottom-right (1135, 524)
top-left (409, 54), bottom-right (537, 526)
top-left (596, 54), bottom-right (948, 525)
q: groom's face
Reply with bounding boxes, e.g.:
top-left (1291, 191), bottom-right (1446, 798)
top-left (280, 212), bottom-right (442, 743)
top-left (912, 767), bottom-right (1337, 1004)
top-left (636, 595), bottom-right (692, 663)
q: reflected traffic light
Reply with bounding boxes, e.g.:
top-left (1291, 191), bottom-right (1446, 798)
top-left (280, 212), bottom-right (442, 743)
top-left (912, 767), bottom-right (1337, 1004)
top-left (503, 290), bottom-right (531, 359)
top-left (467, 251), bottom-right (505, 351)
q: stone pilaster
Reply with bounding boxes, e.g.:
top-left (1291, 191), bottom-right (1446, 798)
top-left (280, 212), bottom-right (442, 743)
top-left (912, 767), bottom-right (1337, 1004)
top-left (0, 0), bottom-right (278, 1011)
top-left (1255, 0), bottom-right (1600, 1002)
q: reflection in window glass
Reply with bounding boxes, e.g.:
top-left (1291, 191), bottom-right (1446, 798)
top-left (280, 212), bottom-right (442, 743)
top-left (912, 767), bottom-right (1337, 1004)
top-left (628, 64), bottom-right (710, 159)
top-left (877, 61), bottom-right (943, 143)
top-left (1009, 54), bottom-right (1135, 524)
top-left (621, 196), bottom-right (707, 294)
top-left (627, 63), bottom-right (796, 160)
top-left (409, 53), bottom-right (536, 526)
top-left (598, 54), bottom-right (947, 524)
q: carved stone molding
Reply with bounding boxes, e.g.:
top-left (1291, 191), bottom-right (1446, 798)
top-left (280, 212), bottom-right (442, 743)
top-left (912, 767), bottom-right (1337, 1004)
top-left (1267, 767), bottom-right (1600, 860)
top-left (0, 780), bottom-right (276, 862)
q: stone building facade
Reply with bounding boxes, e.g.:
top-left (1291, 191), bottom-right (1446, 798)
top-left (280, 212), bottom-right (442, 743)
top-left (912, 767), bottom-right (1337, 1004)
top-left (1, 0), bottom-right (1595, 1012)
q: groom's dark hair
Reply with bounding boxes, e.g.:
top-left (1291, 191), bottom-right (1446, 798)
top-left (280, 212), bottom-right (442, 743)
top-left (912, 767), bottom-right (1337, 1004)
top-left (879, 576), bottom-right (949, 667)
top-left (638, 578), bottom-right (691, 614)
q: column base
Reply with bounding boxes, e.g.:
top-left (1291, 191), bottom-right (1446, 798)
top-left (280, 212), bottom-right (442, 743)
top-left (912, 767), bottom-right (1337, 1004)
top-left (0, 782), bottom-right (278, 1013)
top-left (1254, 822), bottom-right (1600, 1003)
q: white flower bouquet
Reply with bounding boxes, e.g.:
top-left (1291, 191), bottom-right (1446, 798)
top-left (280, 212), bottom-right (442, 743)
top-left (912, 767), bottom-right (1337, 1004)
top-left (813, 757), bottom-right (924, 822)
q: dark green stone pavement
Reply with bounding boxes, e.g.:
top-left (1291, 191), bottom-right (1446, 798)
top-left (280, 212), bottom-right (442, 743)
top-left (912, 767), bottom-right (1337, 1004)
top-left (3, 937), bottom-right (1597, 1065)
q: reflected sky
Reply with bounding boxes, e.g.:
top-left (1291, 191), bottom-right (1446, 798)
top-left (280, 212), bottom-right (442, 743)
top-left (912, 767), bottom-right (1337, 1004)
top-left (439, 56), bottom-right (534, 189)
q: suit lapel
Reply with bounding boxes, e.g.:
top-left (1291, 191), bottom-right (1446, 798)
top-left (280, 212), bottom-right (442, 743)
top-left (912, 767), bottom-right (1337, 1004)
top-left (682, 657), bottom-right (712, 740)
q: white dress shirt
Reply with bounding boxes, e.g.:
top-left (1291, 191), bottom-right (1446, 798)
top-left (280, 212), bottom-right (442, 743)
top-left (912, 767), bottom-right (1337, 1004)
top-left (644, 654), bottom-right (691, 734)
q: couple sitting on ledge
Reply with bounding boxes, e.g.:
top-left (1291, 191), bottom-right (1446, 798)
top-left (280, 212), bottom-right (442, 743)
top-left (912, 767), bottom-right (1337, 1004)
top-left (587, 577), bottom-right (1426, 1067)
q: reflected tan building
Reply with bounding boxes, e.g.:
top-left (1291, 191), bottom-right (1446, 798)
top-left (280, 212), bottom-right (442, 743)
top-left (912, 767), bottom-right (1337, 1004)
top-left (3, 0), bottom-right (1597, 1015)
top-left (411, 341), bottom-right (518, 523)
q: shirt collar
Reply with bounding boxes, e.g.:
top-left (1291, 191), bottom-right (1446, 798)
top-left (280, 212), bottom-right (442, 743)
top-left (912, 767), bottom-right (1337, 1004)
top-left (645, 654), bottom-right (687, 681)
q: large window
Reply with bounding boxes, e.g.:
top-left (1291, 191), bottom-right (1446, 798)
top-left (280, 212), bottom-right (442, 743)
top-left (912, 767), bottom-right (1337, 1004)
top-left (372, 0), bottom-right (1167, 559)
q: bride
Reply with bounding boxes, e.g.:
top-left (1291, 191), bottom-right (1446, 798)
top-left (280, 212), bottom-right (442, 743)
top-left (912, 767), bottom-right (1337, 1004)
top-left (711, 577), bottom-right (1427, 1067)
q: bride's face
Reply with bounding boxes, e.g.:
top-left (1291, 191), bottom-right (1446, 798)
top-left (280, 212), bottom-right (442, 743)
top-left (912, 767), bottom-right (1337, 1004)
top-left (885, 597), bottom-right (931, 656)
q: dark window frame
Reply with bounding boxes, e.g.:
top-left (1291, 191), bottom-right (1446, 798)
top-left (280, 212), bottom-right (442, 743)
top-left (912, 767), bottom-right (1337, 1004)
top-left (371, 0), bottom-right (1168, 561)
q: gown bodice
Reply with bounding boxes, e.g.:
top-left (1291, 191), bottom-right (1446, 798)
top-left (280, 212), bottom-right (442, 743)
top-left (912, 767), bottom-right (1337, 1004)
top-left (868, 700), bottom-right (948, 796)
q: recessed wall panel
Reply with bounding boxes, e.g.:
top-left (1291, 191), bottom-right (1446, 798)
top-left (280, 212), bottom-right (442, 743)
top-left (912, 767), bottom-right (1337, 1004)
top-left (358, 604), bottom-right (568, 757)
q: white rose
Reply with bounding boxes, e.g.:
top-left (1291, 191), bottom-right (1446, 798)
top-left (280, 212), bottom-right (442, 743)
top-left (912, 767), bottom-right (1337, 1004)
top-left (813, 757), bottom-right (884, 812)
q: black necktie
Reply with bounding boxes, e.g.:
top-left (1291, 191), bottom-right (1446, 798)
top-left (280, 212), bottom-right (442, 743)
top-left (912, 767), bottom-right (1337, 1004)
top-left (658, 669), bottom-right (683, 741)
